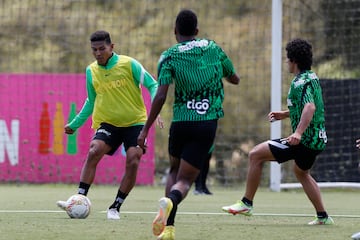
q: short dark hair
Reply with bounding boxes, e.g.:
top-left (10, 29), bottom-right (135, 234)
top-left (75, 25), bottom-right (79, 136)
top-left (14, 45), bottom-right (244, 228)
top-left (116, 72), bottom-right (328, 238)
top-left (175, 9), bottom-right (198, 36)
top-left (90, 30), bottom-right (112, 44)
top-left (286, 38), bottom-right (313, 71)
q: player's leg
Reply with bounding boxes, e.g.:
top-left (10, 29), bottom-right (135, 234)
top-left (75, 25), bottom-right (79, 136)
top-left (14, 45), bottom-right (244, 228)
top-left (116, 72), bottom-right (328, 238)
top-left (193, 156), bottom-right (205, 195)
top-left (222, 140), bottom-right (276, 215)
top-left (165, 155), bottom-right (180, 196)
top-left (193, 170), bottom-right (203, 195)
top-left (107, 126), bottom-right (143, 220)
top-left (294, 163), bottom-right (325, 212)
top-left (293, 151), bottom-right (334, 225)
top-left (119, 146), bottom-right (142, 193)
top-left (167, 158), bottom-right (200, 222)
top-left (153, 120), bottom-right (216, 237)
top-left (81, 123), bottom-right (120, 196)
top-left (152, 153), bottom-right (179, 237)
top-left (170, 158), bottom-right (200, 200)
top-left (154, 158), bottom-right (200, 237)
top-left (201, 152), bottom-right (212, 195)
top-left (164, 122), bottom-right (215, 226)
top-left (57, 138), bottom-right (110, 211)
top-left (244, 141), bottom-right (275, 200)
top-left (80, 139), bottom-right (111, 190)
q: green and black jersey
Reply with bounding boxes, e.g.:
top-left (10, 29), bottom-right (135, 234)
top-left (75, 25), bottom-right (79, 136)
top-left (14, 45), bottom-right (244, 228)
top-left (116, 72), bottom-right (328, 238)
top-left (287, 70), bottom-right (327, 150)
top-left (157, 39), bottom-right (236, 122)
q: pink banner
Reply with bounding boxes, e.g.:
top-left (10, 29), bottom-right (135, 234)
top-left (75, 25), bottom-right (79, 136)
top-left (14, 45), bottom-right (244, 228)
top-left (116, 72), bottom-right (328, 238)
top-left (0, 74), bottom-right (155, 185)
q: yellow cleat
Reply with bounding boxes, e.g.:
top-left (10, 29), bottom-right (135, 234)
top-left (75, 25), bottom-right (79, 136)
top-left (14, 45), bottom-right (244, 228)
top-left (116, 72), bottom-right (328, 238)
top-left (152, 197), bottom-right (173, 236)
top-left (157, 226), bottom-right (175, 240)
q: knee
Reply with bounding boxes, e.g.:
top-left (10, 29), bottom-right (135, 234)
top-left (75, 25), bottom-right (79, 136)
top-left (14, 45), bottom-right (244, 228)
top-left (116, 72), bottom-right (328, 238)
top-left (293, 165), bottom-right (308, 180)
top-left (249, 147), bottom-right (260, 164)
top-left (126, 149), bottom-right (141, 168)
top-left (127, 158), bottom-right (140, 170)
top-left (88, 143), bottom-right (104, 161)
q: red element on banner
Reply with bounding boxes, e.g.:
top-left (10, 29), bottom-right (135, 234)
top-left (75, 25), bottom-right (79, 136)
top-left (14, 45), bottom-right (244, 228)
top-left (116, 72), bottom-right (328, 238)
top-left (39, 102), bottom-right (50, 154)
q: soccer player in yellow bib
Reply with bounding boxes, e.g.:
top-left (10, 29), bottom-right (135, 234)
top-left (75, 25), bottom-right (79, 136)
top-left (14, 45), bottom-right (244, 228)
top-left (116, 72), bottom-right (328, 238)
top-left (56, 30), bottom-right (161, 220)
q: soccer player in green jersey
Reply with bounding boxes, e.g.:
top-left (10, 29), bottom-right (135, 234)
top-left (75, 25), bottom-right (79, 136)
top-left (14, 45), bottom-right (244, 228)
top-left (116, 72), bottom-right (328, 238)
top-left (222, 39), bottom-right (334, 225)
top-left (137, 9), bottom-right (240, 240)
top-left (56, 30), bottom-right (161, 220)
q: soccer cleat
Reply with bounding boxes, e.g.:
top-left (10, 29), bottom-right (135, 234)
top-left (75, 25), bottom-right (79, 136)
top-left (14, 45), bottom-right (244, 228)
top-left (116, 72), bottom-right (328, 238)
top-left (107, 208), bottom-right (120, 220)
top-left (157, 226), bottom-right (175, 240)
top-left (351, 231), bottom-right (360, 240)
top-left (307, 216), bottom-right (334, 225)
top-left (193, 189), bottom-right (203, 195)
top-left (222, 200), bottom-right (253, 216)
top-left (56, 200), bottom-right (68, 211)
top-left (202, 187), bottom-right (213, 195)
top-left (152, 197), bottom-right (173, 236)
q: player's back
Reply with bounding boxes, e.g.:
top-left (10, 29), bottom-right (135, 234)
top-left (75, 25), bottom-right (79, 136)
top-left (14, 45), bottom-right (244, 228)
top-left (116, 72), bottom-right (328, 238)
top-left (166, 39), bottom-right (224, 92)
top-left (160, 39), bottom-right (228, 122)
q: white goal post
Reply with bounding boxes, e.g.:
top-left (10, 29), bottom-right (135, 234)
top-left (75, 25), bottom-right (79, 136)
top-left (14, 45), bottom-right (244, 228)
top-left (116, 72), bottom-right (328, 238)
top-left (270, 0), bottom-right (282, 192)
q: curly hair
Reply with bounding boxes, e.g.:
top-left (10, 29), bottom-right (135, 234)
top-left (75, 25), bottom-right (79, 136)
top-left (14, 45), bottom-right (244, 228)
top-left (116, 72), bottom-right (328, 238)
top-left (175, 9), bottom-right (198, 36)
top-left (286, 39), bottom-right (313, 71)
top-left (90, 30), bottom-right (112, 44)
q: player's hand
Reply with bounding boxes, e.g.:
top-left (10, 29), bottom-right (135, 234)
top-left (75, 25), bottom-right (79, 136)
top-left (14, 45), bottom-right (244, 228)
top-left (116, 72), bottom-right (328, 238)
top-left (286, 132), bottom-right (301, 145)
top-left (156, 115), bottom-right (164, 129)
top-left (64, 125), bottom-right (75, 134)
top-left (137, 129), bottom-right (148, 152)
top-left (268, 111), bottom-right (286, 122)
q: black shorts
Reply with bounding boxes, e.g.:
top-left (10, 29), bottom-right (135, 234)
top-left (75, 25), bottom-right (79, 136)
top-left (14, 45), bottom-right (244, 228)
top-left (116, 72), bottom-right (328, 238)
top-left (168, 120), bottom-right (217, 169)
top-left (93, 122), bottom-right (143, 155)
top-left (268, 138), bottom-right (323, 170)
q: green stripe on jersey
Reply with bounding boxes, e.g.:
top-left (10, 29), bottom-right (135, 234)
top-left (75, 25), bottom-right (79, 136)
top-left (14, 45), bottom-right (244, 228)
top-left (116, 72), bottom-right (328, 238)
top-left (158, 39), bottom-right (235, 122)
top-left (287, 70), bottom-right (327, 150)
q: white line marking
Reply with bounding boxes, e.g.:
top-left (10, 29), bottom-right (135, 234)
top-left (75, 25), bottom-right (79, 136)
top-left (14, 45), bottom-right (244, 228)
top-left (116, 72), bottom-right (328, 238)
top-left (0, 210), bottom-right (359, 218)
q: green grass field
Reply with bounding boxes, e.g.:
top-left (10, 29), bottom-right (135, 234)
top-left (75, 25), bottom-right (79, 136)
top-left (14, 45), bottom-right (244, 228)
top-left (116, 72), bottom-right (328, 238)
top-left (0, 184), bottom-right (359, 240)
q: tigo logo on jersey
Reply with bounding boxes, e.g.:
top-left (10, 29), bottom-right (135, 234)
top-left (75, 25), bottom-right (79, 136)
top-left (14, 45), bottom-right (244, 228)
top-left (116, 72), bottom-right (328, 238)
top-left (187, 99), bottom-right (210, 115)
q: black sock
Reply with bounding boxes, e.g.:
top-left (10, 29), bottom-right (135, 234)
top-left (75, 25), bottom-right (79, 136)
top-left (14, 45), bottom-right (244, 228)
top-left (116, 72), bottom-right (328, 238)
top-left (317, 211), bottom-right (328, 218)
top-left (201, 155), bottom-right (210, 190)
top-left (109, 190), bottom-right (128, 211)
top-left (194, 175), bottom-right (202, 190)
top-left (166, 190), bottom-right (183, 226)
top-left (242, 197), bottom-right (253, 206)
top-left (78, 182), bottom-right (90, 196)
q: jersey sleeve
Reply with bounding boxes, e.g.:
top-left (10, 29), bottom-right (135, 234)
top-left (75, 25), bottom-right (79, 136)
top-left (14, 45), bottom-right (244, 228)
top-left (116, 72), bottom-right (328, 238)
top-left (217, 44), bottom-right (236, 78)
top-left (301, 81), bottom-right (316, 106)
top-left (67, 67), bottom-right (95, 130)
top-left (131, 58), bottom-right (158, 101)
top-left (157, 52), bottom-right (173, 86)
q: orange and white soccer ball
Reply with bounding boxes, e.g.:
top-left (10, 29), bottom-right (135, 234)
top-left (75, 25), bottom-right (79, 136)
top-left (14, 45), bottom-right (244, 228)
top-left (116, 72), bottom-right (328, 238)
top-left (65, 194), bottom-right (91, 219)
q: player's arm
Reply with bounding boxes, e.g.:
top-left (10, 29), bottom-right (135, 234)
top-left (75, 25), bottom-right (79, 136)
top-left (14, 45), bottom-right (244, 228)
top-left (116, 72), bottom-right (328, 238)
top-left (268, 110), bottom-right (289, 122)
top-left (131, 58), bottom-right (164, 128)
top-left (287, 103), bottom-right (315, 145)
top-left (295, 103), bottom-right (315, 135)
top-left (226, 74), bottom-right (240, 85)
top-left (137, 56), bottom-right (172, 149)
top-left (137, 84), bottom-right (169, 150)
top-left (66, 68), bottom-right (95, 134)
top-left (218, 44), bottom-right (240, 85)
top-left (286, 81), bottom-right (316, 144)
top-left (131, 58), bottom-right (158, 100)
